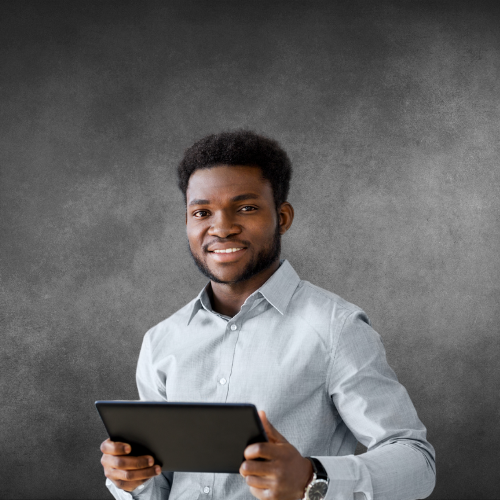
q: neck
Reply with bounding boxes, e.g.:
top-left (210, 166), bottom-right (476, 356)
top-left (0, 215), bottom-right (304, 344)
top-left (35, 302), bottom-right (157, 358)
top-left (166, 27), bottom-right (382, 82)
top-left (209, 260), bottom-right (280, 317)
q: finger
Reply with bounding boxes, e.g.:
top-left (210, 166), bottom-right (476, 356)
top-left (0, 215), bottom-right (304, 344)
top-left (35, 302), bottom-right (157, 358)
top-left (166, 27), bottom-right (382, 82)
top-left (110, 465), bottom-right (161, 483)
top-left (102, 453), bottom-right (155, 470)
top-left (240, 459), bottom-right (274, 477)
top-left (248, 485), bottom-right (271, 499)
top-left (258, 411), bottom-right (289, 444)
top-left (100, 438), bottom-right (132, 456)
top-left (244, 442), bottom-right (278, 461)
top-left (245, 474), bottom-right (274, 490)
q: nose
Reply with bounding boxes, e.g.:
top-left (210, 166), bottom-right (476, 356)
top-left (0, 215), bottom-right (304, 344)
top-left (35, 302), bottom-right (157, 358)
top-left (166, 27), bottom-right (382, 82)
top-left (207, 210), bottom-right (241, 238)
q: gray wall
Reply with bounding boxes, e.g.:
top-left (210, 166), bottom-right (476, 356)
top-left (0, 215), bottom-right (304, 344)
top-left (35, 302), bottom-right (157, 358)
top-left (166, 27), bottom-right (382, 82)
top-left (1, 1), bottom-right (499, 498)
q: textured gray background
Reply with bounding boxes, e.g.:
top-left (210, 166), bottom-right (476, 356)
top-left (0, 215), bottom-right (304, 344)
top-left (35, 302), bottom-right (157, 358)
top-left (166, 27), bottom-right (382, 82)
top-left (1, 1), bottom-right (499, 499)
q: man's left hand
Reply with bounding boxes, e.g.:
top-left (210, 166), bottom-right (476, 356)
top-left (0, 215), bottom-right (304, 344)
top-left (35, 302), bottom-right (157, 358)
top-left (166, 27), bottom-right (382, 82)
top-left (240, 410), bottom-right (314, 500)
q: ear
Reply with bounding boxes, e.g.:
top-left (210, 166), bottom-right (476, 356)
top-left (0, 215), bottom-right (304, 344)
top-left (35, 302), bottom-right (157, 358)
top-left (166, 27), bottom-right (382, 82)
top-left (278, 202), bottom-right (294, 235)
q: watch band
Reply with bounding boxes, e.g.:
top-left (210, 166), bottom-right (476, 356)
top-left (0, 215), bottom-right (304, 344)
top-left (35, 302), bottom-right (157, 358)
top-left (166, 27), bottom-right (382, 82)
top-left (306, 457), bottom-right (328, 481)
top-left (303, 457), bottom-right (329, 500)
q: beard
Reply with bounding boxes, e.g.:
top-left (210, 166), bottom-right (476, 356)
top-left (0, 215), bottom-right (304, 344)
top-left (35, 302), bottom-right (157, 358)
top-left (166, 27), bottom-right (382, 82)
top-left (188, 223), bottom-right (281, 285)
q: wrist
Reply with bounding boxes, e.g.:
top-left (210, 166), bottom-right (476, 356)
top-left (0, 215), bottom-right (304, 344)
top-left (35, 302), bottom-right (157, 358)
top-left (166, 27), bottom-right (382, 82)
top-left (302, 457), bottom-right (329, 500)
top-left (303, 457), bottom-right (314, 489)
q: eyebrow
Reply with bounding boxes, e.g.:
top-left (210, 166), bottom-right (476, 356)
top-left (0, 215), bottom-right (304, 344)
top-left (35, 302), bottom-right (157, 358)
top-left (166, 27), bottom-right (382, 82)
top-left (188, 193), bottom-right (260, 206)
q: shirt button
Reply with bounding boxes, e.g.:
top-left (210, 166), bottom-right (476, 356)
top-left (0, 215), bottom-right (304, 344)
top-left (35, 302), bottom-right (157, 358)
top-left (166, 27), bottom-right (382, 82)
top-left (219, 378), bottom-right (227, 385)
top-left (138, 485), bottom-right (144, 490)
top-left (230, 324), bottom-right (237, 331)
top-left (203, 486), bottom-right (210, 494)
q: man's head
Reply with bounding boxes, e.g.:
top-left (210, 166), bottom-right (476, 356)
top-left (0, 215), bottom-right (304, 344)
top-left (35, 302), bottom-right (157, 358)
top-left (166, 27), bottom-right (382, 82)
top-left (178, 130), bottom-right (294, 285)
top-left (178, 130), bottom-right (292, 210)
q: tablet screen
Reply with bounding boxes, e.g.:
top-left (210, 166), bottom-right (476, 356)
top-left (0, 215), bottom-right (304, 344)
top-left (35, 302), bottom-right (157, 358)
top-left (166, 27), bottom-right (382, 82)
top-left (96, 401), bottom-right (268, 473)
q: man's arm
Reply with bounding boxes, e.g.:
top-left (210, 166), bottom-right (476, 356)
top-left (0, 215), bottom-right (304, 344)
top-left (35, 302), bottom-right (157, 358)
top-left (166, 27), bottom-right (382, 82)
top-left (318, 310), bottom-right (436, 500)
top-left (104, 331), bottom-right (174, 500)
top-left (240, 310), bottom-right (435, 500)
top-left (240, 410), bottom-right (314, 499)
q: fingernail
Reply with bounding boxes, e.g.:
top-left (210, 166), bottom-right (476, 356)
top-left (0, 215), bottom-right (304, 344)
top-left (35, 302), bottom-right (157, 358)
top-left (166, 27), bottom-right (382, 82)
top-left (124, 445), bottom-right (131, 453)
top-left (155, 466), bottom-right (161, 474)
top-left (148, 457), bottom-right (154, 466)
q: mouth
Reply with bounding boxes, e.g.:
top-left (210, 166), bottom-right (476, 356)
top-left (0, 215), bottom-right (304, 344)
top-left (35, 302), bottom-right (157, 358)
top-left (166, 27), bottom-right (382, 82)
top-left (207, 247), bottom-right (247, 262)
top-left (211, 247), bottom-right (245, 254)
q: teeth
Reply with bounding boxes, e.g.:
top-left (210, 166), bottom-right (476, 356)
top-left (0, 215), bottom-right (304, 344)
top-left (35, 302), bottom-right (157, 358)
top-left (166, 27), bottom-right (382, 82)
top-left (213, 248), bottom-right (243, 253)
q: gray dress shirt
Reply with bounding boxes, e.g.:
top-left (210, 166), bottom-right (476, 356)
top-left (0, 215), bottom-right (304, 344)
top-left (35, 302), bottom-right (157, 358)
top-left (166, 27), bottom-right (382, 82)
top-left (106, 259), bottom-right (435, 500)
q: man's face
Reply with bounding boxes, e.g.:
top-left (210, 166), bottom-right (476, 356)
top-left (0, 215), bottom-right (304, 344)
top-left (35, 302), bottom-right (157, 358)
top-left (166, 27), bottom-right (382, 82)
top-left (186, 165), bottom-right (281, 284)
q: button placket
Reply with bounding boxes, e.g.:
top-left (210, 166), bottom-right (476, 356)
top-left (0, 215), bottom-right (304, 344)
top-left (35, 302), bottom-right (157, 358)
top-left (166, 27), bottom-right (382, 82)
top-left (216, 321), bottom-right (241, 401)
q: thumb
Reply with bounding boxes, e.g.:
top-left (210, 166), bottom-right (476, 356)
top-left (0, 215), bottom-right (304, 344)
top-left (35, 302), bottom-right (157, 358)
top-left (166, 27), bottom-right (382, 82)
top-left (259, 410), bottom-right (289, 444)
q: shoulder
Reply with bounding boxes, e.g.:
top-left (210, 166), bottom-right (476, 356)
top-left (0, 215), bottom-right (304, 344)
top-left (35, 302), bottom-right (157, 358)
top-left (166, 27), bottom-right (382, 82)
top-left (292, 280), bottom-right (369, 324)
top-left (287, 280), bottom-right (371, 349)
top-left (142, 297), bottom-right (198, 349)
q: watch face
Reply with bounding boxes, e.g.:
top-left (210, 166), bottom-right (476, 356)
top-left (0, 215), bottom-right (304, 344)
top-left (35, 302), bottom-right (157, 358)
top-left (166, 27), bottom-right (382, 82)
top-left (308, 480), bottom-right (329, 500)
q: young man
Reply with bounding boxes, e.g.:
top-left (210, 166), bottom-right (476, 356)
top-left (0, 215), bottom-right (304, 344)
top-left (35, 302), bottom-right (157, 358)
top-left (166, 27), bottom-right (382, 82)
top-left (100, 131), bottom-right (436, 500)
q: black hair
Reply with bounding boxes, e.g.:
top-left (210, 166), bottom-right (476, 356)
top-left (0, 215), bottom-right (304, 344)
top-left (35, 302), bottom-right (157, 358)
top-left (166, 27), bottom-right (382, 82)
top-left (177, 130), bottom-right (292, 209)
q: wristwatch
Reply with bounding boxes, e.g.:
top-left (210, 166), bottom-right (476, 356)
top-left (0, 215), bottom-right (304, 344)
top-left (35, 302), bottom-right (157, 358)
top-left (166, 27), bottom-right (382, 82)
top-left (302, 457), bottom-right (329, 500)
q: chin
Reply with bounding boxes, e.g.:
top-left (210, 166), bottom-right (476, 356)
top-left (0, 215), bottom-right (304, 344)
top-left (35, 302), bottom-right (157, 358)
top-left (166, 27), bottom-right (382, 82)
top-left (210, 269), bottom-right (245, 284)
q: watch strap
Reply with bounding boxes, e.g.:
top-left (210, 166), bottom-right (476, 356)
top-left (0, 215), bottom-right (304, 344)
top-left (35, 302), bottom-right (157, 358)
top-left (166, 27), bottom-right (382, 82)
top-left (306, 457), bottom-right (328, 482)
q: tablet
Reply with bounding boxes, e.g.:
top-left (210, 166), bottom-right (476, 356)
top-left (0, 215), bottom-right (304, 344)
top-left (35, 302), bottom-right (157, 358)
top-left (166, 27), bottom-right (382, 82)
top-left (95, 401), bottom-right (268, 473)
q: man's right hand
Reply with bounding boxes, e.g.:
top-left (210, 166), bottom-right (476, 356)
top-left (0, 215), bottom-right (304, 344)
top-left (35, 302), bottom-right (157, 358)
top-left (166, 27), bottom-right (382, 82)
top-left (100, 438), bottom-right (162, 492)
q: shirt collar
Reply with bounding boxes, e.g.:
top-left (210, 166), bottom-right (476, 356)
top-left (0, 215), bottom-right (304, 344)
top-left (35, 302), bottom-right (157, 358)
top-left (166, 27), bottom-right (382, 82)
top-left (186, 259), bottom-right (301, 325)
top-left (187, 284), bottom-right (212, 325)
top-left (257, 259), bottom-right (300, 315)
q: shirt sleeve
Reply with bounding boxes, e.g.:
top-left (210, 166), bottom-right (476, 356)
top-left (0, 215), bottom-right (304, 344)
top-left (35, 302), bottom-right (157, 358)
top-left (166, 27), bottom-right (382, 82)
top-left (136, 329), bottom-right (168, 402)
top-left (105, 331), bottom-right (174, 500)
top-left (106, 475), bottom-right (172, 500)
top-left (318, 310), bottom-right (436, 500)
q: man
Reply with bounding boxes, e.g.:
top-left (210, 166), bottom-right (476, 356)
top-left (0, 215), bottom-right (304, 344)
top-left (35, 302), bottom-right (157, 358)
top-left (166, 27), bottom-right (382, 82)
top-left (100, 130), bottom-right (436, 500)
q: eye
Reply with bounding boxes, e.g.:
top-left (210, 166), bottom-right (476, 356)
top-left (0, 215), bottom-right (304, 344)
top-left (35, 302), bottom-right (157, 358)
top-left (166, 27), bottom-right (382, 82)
top-left (193, 210), bottom-right (209, 218)
top-left (240, 206), bottom-right (256, 212)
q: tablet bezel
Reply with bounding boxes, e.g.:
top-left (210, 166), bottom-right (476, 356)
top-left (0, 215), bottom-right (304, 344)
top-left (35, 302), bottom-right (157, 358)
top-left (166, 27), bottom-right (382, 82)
top-left (95, 401), bottom-right (268, 473)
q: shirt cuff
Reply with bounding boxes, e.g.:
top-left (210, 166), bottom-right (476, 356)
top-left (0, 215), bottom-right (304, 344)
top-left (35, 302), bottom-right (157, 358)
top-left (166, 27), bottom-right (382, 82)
top-left (314, 455), bottom-right (373, 500)
top-left (105, 478), bottom-right (155, 500)
top-left (106, 478), bottom-right (134, 500)
top-left (131, 478), bottom-right (156, 499)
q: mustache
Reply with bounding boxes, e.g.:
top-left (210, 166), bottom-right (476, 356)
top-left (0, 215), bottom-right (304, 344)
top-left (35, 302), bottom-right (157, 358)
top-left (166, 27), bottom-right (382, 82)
top-left (202, 239), bottom-right (252, 253)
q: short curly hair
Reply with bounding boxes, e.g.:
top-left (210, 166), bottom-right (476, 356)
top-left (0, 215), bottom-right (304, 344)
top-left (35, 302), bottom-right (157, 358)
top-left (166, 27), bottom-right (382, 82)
top-left (177, 130), bottom-right (292, 210)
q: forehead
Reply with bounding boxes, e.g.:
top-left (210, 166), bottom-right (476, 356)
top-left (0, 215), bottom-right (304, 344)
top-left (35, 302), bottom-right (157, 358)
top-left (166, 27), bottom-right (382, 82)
top-left (186, 165), bottom-right (273, 203)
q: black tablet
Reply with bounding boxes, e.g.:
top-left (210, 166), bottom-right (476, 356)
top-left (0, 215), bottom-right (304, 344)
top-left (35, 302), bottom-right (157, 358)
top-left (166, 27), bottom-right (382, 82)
top-left (95, 401), bottom-right (268, 473)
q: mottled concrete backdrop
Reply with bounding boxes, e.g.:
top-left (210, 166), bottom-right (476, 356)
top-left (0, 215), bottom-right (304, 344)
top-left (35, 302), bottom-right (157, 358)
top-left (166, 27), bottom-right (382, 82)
top-left (1, 1), bottom-right (499, 499)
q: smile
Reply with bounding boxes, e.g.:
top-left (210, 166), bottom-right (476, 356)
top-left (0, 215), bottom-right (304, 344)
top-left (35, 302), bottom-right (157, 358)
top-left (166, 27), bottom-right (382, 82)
top-left (208, 247), bottom-right (247, 262)
top-left (211, 248), bottom-right (245, 254)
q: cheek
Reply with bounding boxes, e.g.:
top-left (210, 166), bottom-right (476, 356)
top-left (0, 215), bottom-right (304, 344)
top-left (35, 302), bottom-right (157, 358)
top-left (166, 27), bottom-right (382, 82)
top-left (255, 224), bottom-right (277, 243)
top-left (187, 226), bottom-right (209, 253)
